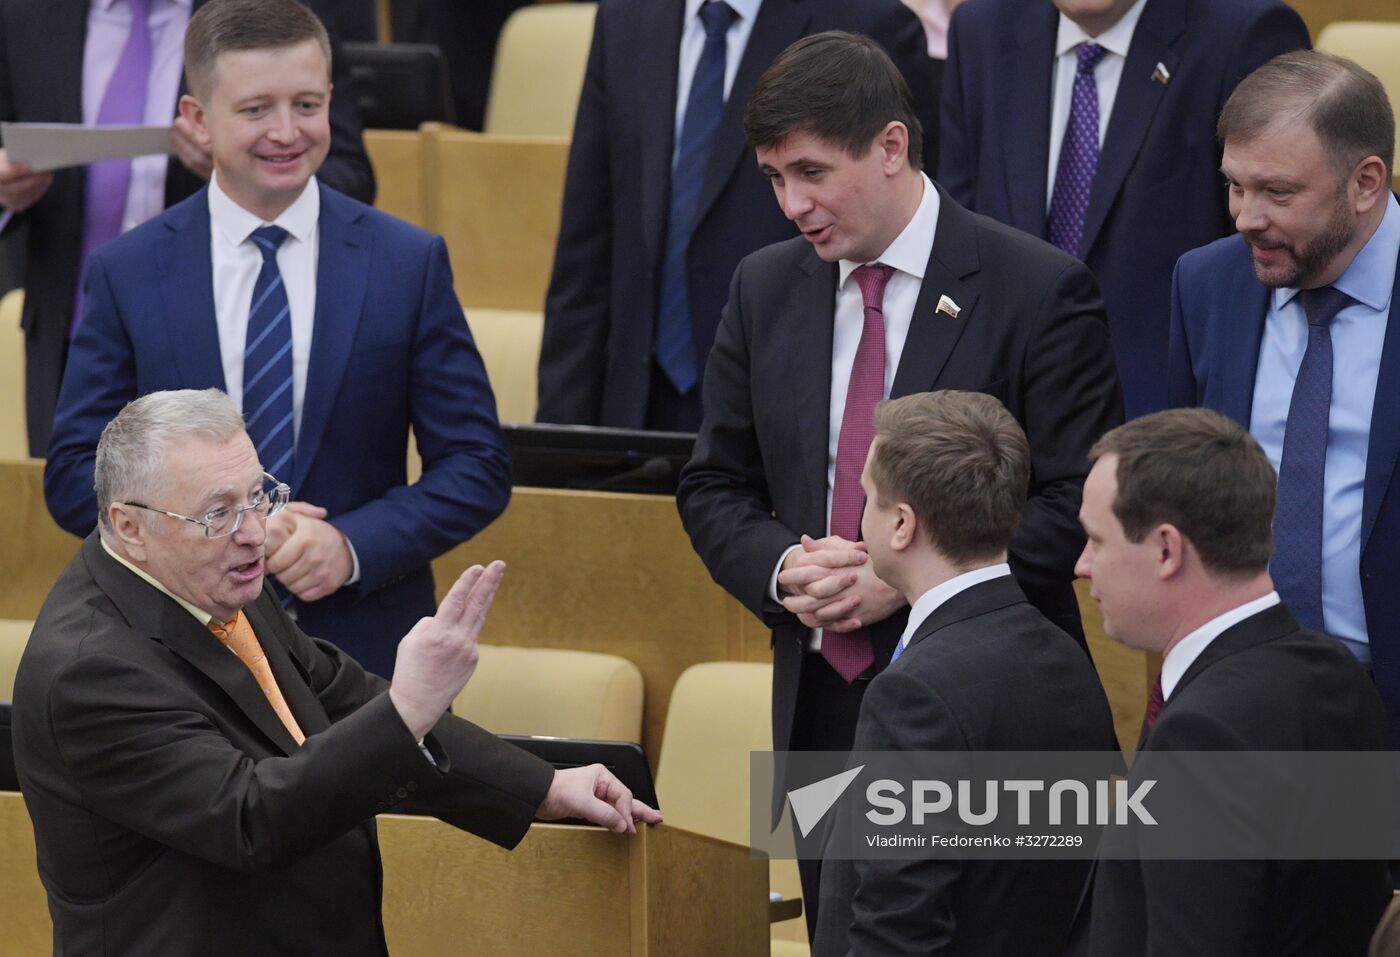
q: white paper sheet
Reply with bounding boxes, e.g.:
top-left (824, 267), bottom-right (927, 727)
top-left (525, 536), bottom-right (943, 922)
top-left (1, 122), bottom-right (172, 172)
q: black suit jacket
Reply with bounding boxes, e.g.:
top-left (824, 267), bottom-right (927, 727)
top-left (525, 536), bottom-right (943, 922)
top-left (0, 0), bottom-right (376, 456)
top-left (938, 0), bottom-right (1308, 418)
top-left (535, 0), bottom-right (935, 428)
top-left (815, 576), bottom-right (1117, 957)
top-left (676, 187), bottom-right (1123, 774)
top-left (12, 534), bottom-right (552, 957)
top-left (1081, 603), bottom-right (1391, 957)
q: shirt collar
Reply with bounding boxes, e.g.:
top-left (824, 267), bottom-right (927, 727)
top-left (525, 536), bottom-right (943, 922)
top-left (684, 0), bottom-right (760, 26)
top-left (208, 172), bottom-right (320, 249)
top-left (899, 563), bottom-right (1013, 650)
top-left (838, 172), bottom-right (939, 288)
top-left (1055, 0), bottom-right (1146, 57)
top-left (91, 0), bottom-right (192, 14)
top-left (100, 536), bottom-right (217, 626)
top-left (1159, 591), bottom-right (1281, 699)
top-left (1272, 191), bottom-right (1400, 315)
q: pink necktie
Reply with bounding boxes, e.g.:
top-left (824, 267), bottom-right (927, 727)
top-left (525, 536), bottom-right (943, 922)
top-left (822, 263), bottom-right (895, 683)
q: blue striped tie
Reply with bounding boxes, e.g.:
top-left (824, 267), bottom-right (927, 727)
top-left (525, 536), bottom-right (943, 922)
top-left (654, 0), bottom-right (738, 395)
top-left (243, 225), bottom-right (296, 480)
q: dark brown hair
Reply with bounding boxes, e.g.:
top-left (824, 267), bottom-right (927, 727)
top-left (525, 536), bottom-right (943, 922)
top-left (1218, 50), bottom-right (1394, 181)
top-left (1090, 408), bottom-right (1276, 577)
top-left (184, 0), bottom-right (331, 101)
top-left (869, 391), bottom-right (1028, 564)
top-left (744, 31), bottom-right (923, 169)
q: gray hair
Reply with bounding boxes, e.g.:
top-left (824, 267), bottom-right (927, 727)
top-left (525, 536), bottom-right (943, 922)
top-left (95, 389), bottom-right (248, 533)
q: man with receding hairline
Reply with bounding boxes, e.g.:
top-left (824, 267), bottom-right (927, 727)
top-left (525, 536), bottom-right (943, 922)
top-left (44, 0), bottom-right (508, 679)
top-left (1168, 49), bottom-right (1400, 747)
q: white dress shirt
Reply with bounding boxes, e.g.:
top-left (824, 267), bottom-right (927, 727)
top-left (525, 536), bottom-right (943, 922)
top-left (768, 173), bottom-right (941, 652)
top-left (208, 173), bottom-right (319, 444)
top-left (83, 0), bottom-right (192, 232)
top-left (1160, 592), bottom-right (1281, 700)
top-left (1044, 0), bottom-right (1147, 212)
top-left (899, 564), bottom-right (1013, 653)
top-left (672, 0), bottom-right (761, 165)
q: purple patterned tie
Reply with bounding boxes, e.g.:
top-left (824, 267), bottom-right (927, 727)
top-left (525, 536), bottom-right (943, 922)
top-left (1047, 42), bottom-right (1106, 256)
top-left (73, 0), bottom-right (153, 336)
top-left (822, 263), bottom-right (895, 684)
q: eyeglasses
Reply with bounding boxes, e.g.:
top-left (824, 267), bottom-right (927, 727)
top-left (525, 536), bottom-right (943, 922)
top-left (123, 472), bottom-right (291, 539)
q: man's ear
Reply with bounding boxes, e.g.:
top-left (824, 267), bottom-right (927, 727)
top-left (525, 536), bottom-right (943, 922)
top-left (108, 505), bottom-right (149, 563)
top-left (890, 502), bottom-right (917, 551)
top-left (878, 121), bottom-right (909, 174)
top-left (1350, 154), bottom-right (1389, 215)
top-left (178, 94), bottom-right (212, 147)
top-left (1153, 523), bottom-right (1187, 580)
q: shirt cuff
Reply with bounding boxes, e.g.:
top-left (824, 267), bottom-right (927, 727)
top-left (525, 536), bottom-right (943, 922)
top-left (343, 536), bottom-right (361, 586)
top-left (770, 544), bottom-right (803, 603)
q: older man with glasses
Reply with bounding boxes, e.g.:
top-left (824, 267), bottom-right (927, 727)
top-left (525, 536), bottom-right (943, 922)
top-left (11, 388), bottom-right (660, 957)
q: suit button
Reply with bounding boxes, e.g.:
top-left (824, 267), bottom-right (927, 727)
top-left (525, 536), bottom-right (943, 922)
top-left (397, 787), bottom-right (409, 799)
top-left (406, 781), bottom-right (418, 792)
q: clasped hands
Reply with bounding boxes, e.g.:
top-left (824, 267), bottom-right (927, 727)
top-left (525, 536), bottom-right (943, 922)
top-left (264, 502), bottom-right (353, 602)
top-left (777, 534), bottom-right (905, 631)
top-left (390, 561), bottom-right (662, 834)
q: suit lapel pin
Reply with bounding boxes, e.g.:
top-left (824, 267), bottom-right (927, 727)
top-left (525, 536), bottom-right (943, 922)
top-left (1151, 62), bottom-right (1171, 85)
top-left (936, 294), bottom-right (961, 319)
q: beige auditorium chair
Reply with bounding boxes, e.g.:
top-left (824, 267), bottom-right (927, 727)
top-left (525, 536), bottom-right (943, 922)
top-left (0, 618), bottom-right (31, 701)
top-left (655, 661), bottom-right (809, 954)
top-left (452, 643), bottom-right (644, 743)
top-left (468, 307), bottom-right (544, 425)
top-left (1315, 21), bottom-right (1400, 192)
top-left (484, 3), bottom-right (598, 139)
top-left (0, 289), bottom-right (27, 460)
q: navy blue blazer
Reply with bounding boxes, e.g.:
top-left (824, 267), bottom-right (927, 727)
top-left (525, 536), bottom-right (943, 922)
top-left (44, 183), bottom-right (511, 678)
top-left (1167, 233), bottom-right (1400, 745)
top-left (939, 0), bottom-right (1307, 418)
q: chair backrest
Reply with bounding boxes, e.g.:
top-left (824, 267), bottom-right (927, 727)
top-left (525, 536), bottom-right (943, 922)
top-left (343, 42), bottom-right (454, 130)
top-left (422, 128), bottom-right (570, 312)
top-left (484, 3), bottom-right (597, 138)
top-left (1315, 21), bottom-right (1400, 192)
top-left (467, 308), bottom-right (543, 425)
top-left (0, 619), bottom-right (32, 702)
top-left (0, 289), bottom-right (27, 460)
top-left (655, 661), bottom-right (808, 946)
top-left (452, 643), bottom-right (644, 743)
top-left (364, 128), bottom-right (429, 229)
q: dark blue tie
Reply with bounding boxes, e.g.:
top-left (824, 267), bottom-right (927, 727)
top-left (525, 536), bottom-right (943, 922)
top-left (654, 0), bottom-right (739, 395)
top-left (1047, 42), bottom-right (1106, 256)
top-left (243, 226), bottom-right (296, 480)
top-left (1271, 286), bottom-right (1352, 631)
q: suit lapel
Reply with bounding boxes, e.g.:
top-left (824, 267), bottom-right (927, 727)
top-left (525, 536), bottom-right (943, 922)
top-left (85, 536), bottom-right (303, 755)
top-left (891, 189), bottom-right (979, 399)
top-left (1001, 8), bottom-right (1058, 236)
top-left (1217, 254), bottom-right (1271, 427)
top-left (789, 248), bottom-right (837, 531)
top-left (295, 185), bottom-right (371, 493)
top-left (693, 0), bottom-right (810, 235)
top-left (1361, 253), bottom-right (1400, 552)
top-left (639, 1), bottom-right (687, 271)
top-left (53, 0), bottom-right (88, 123)
top-left (157, 194), bottom-right (226, 391)
top-left (243, 594), bottom-right (331, 737)
top-left (1080, 0), bottom-right (1183, 259)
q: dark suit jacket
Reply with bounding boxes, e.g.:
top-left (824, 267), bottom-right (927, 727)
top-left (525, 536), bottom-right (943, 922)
top-left (676, 188), bottom-right (1123, 775)
top-left (0, 0), bottom-right (376, 456)
top-left (12, 533), bottom-right (554, 957)
top-left (814, 576), bottom-right (1117, 957)
top-left (1082, 603), bottom-right (1391, 956)
top-left (1167, 232), bottom-right (1400, 746)
top-left (535, 0), bottom-right (936, 428)
top-left (44, 183), bottom-right (510, 678)
top-left (938, 0), bottom-right (1307, 418)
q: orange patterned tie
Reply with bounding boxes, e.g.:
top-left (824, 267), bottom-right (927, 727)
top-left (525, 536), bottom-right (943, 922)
top-left (208, 611), bottom-right (306, 745)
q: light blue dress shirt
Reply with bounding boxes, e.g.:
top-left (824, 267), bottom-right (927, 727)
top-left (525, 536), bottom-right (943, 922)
top-left (1249, 192), bottom-right (1400, 663)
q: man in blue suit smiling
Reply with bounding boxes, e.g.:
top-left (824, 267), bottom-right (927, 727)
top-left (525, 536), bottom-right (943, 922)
top-left (44, 0), bottom-right (509, 678)
top-left (1169, 50), bottom-right (1400, 746)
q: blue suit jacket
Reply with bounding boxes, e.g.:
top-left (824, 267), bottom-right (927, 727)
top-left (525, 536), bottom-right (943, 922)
top-left (44, 183), bottom-right (511, 678)
top-left (939, 0), bottom-right (1307, 418)
top-left (1167, 233), bottom-right (1400, 745)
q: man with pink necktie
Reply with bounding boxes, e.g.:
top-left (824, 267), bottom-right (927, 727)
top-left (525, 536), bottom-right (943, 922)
top-left (676, 31), bottom-right (1122, 939)
top-left (0, 0), bottom-right (374, 457)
